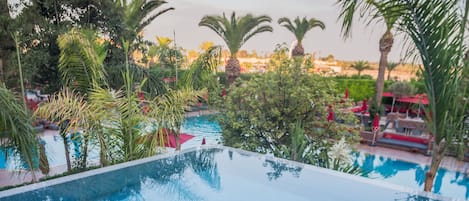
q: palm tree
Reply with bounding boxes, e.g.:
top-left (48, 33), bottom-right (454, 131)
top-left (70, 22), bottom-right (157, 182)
top-left (386, 62), bottom-right (399, 80)
top-left (0, 86), bottom-right (38, 180)
top-left (57, 28), bottom-right (107, 95)
top-left (12, 32), bottom-right (26, 109)
top-left (278, 16), bottom-right (325, 57)
top-left (35, 89), bottom-right (90, 171)
top-left (379, 0), bottom-right (468, 192)
top-left (114, 0), bottom-right (174, 50)
top-left (199, 12), bottom-right (273, 86)
top-left (337, 0), bottom-right (400, 106)
top-left (350, 60), bottom-right (371, 76)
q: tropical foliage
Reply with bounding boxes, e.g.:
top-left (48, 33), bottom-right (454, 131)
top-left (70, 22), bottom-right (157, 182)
top-left (337, 0), bottom-right (400, 106)
top-left (114, 0), bottom-right (174, 48)
top-left (382, 0), bottom-right (468, 192)
top-left (278, 16), bottom-right (325, 57)
top-left (386, 62), bottom-right (399, 80)
top-left (199, 12), bottom-right (272, 85)
top-left (217, 47), bottom-right (360, 154)
top-left (57, 29), bottom-right (107, 95)
top-left (350, 60), bottom-right (371, 76)
top-left (0, 86), bottom-right (38, 179)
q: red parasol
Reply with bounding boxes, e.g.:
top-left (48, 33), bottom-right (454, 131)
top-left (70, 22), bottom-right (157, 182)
top-left (371, 113), bottom-right (380, 145)
top-left (361, 99), bottom-right (368, 113)
top-left (165, 133), bottom-right (195, 148)
top-left (382, 92), bottom-right (393, 97)
top-left (327, 105), bottom-right (334, 122)
top-left (137, 128), bottom-right (194, 148)
top-left (372, 113), bottom-right (380, 132)
top-left (397, 94), bottom-right (429, 105)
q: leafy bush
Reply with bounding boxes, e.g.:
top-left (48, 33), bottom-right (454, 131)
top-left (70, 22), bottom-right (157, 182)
top-left (216, 57), bottom-right (360, 154)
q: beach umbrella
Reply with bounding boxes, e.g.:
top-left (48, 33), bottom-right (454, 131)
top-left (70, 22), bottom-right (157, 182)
top-left (137, 129), bottom-right (195, 148)
top-left (371, 113), bottom-right (380, 145)
top-left (327, 105), bottom-right (334, 122)
top-left (361, 99), bottom-right (368, 113)
top-left (165, 133), bottom-right (195, 148)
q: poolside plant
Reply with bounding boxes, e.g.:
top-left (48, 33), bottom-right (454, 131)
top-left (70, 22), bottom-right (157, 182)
top-left (377, 0), bottom-right (468, 192)
top-left (0, 86), bottom-right (38, 181)
top-left (11, 32), bottom-right (26, 110)
top-left (57, 28), bottom-right (108, 95)
top-left (180, 46), bottom-right (221, 91)
top-left (277, 16), bottom-right (325, 57)
top-left (337, 0), bottom-right (400, 107)
top-left (199, 12), bottom-right (273, 86)
top-left (35, 88), bottom-right (90, 171)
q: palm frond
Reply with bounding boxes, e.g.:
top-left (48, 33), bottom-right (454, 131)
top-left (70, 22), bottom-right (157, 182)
top-left (58, 28), bottom-right (107, 95)
top-left (0, 86), bottom-right (37, 171)
top-left (395, 0), bottom-right (468, 144)
top-left (278, 16), bottom-right (325, 43)
top-left (199, 12), bottom-right (272, 56)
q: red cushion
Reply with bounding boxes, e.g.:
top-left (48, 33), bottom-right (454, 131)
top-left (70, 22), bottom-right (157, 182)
top-left (382, 133), bottom-right (428, 144)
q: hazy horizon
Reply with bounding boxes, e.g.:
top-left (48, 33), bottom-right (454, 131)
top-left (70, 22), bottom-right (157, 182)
top-left (144, 0), bottom-right (405, 62)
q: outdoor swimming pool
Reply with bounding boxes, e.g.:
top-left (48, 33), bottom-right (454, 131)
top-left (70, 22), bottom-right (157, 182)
top-left (353, 152), bottom-right (469, 200)
top-left (0, 147), bottom-right (449, 201)
top-left (1, 115), bottom-right (469, 200)
top-left (0, 115), bottom-right (222, 170)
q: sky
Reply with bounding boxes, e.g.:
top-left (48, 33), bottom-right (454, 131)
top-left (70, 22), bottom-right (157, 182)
top-left (143, 0), bottom-right (405, 62)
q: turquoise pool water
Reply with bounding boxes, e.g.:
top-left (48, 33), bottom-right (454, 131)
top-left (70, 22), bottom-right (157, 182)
top-left (353, 152), bottom-right (469, 200)
top-left (0, 115), bottom-right (222, 170)
top-left (0, 147), bottom-right (448, 201)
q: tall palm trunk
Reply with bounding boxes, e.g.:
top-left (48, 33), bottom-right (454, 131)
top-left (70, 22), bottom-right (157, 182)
top-left (292, 43), bottom-right (305, 57)
top-left (226, 57), bottom-right (240, 86)
top-left (59, 121), bottom-right (72, 171)
top-left (375, 30), bottom-right (393, 106)
top-left (175, 129), bottom-right (181, 151)
top-left (424, 140), bottom-right (446, 192)
top-left (80, 134), bottom-right (89, 170)
top-left (387, 70), bottom-right (392, 80)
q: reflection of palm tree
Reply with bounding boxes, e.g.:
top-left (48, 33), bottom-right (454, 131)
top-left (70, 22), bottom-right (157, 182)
top-left (374, 157), bottom-right (418, 178)
top-left (450, 171), bottom-right (469, 199)
top-left (188, 149), bottom-right (222, 190)
top-left (414, 166), bottom-right (426, 186)
top-left (433, 169), bottom-right (447, 194)
top-left (361, 154), bottom-right (376, 177)
top-left (264, 159), bottom-right (302, 180)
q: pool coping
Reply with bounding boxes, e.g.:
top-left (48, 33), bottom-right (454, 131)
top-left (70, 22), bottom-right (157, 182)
top-left (0, 145), bottom-right (462, 201)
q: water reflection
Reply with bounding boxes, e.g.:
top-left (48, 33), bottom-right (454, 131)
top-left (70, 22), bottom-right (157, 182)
top-left (263, 159), bottom-right (302, 180)
top-left (3, 149), bottom-right (223, 201)
top-left (450, 171), bottom-right (469, 199)
top-left (353, 152), bottom-right (469, 199)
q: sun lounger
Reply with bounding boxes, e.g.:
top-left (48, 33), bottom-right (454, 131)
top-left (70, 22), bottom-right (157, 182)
top-left (375, 133), bottom-right (431, 155)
